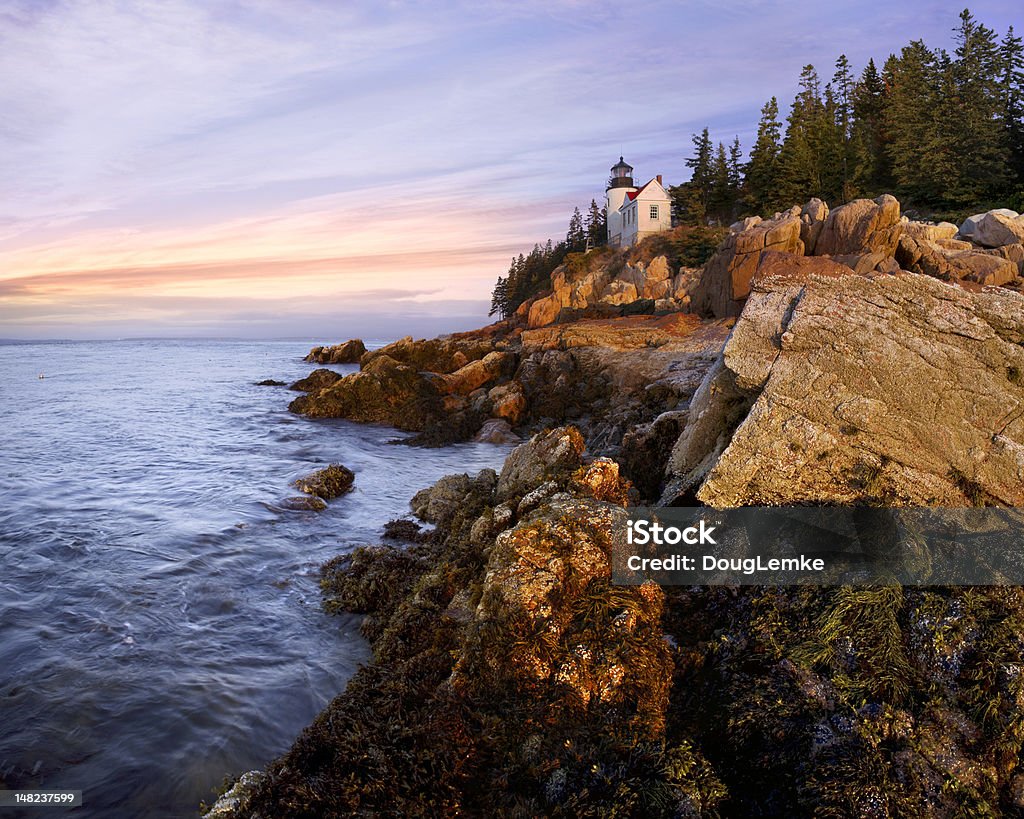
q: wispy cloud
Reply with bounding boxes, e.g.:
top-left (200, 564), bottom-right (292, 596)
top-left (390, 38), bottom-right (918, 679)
top-left (1, 0), bottom-right (1020, 338)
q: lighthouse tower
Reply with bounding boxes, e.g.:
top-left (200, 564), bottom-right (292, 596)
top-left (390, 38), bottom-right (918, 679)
top-left (605, 156), bottom-right (636, 246)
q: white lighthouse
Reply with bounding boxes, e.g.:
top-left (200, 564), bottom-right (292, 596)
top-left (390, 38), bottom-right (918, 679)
top-left (605, 156), bottom-right (673, 247)
top-left (605, 156), bottom-right (636, 247)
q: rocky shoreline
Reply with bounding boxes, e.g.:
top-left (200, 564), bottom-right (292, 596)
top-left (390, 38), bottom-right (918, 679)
top-left (207, 196), bottom-right (1024, 817)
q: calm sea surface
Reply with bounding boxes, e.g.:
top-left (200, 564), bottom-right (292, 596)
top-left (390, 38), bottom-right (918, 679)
top-left (0, 340), bottom-right (510, 818)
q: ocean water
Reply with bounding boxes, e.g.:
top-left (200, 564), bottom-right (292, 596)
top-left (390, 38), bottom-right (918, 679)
top-left (0, 340), bottom-right (511, 818)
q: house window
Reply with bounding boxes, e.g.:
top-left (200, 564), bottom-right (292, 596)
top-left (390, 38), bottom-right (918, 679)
top-left (650, 205), bottom-right (659, 220)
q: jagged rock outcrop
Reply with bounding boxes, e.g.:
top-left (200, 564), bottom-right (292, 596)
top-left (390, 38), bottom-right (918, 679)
top-left (664, 271), bottom-right (1024, 507)
top-left (813, 194), bottom-right (902, 257)
top-left (693, 196), bottom-right (1024, 321)
top-left (527, 255), bottom-right (687, 328)
top-left (286, 313), bottom-right (727, 451)
top-left (236, 414), bottom-right (1024, 818)
top-left (230, 222), bottom-right (1024, 816)
top-left (437, 350), bottom-right (514, 395)
top-left (289, 367), bottom-right (342, 392)
top-left (895, 236), bottom-right (1018, 286)
top-left (360, 335), bottom-right (500, 374)
top-left (304, 339), bottom-right (366, 364)
top-left (691, 207), bottom-right (804, 317)
top-left (799, 197), bottom-right (829, 254)
top-left (236, 428), bottom-right (722, 817)
top-left (901, 219), bottom-right (959, 242)
top-left (289, 354), bottom-right (443, 430)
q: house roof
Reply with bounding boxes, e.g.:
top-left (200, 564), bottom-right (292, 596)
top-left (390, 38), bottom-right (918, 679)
top-left (622, 178), bottom-right (666, 205)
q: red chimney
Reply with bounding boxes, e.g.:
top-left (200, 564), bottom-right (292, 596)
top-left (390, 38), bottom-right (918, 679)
top-left (656, 174), bottom-right (662, 185)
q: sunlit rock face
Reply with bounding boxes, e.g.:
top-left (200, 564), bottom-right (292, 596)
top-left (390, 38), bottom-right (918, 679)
top-left (664, 271), bottom-right (1024, 507)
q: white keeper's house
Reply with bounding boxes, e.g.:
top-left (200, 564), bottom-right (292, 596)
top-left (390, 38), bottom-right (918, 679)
top-left (605, 156), bottom-right (672, 247)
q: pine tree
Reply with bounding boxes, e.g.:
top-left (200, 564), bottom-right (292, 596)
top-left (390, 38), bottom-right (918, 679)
top-left (818, 83), bottom-right (848, 204)
top-left (489, 275), bottom-right (509, 318)
top-left (584, 199), bottom-right (606, 248)
top-left (672, 127), bottom-right (714, 224)
top-left (745, 97), bottom-right (783, 214)
top-left (776, 65), bottom-right (826, 204)
top-left (1000, 26), bottom-right (1024, 188)
top-left (566, 207), bottom-right (586, 252)
top-left (947, 8), bottom-right (1008, 203)
top-left (885, 41), bottom-right (944, 204)
top-left (708, 142), bottom-right (734, 223)
top-left (831, 54), bottom-right (857, 201)
top-left (851, 58), bottom-right (891, 196)
top-left (728, 137), bottom-right (744, 208)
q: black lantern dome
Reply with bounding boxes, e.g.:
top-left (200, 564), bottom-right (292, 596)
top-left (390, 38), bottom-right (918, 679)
top-left (608, 156), bottom-right (634, 189)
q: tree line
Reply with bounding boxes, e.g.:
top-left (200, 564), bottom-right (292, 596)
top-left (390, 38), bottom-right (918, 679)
top-left (673, 9), bottom-right (1024, 224)
top-left (489, 199), bottom-right (605, 319)
top-left (490, 8), bottom-right (1023, 318)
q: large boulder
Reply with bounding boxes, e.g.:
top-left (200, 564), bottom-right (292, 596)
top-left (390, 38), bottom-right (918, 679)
top-left (304, 339), bottom-right (366, 364)
top-left (638, 255), bottom-right (673, 299)
top-left (691, 208), bottom-right (804, 318)
top-left (948, 250), bottom-right (1019, 286)
top-left (599, 279), bottom-right (639, 306)
top-left (289, 367), bottom-right (342, 392)
top-left (957, 210), bottom-right (1006, 240)
top-left (439, 351), bottom-right (514, 395)
top-left (996, 243), bottom-right (1024, 277)
top-left (902, 220), bottom-right (959, 243)
top-left (813, 194), bottom-right (902, 257)
top-left (972, 210), bottom-right (1024, 248)
top-left (293, 464), bottom-right (355, 500)
top-left (896, 236), bottom-right (1018, 286)
top-left (799, 197), bottom-right (829, 254)
top-left (455, 495), bottom-right (669, 737)
top-left (288, 354), bottom-right (443, 430)
top-left (664, 272), bottom-right (1024, 506)
top-left (488, 381), bottom-right (527, 424)
top-left (527, 294), bottom-right (561, 328)
top-left (496, 426), bottom-right (585, 498)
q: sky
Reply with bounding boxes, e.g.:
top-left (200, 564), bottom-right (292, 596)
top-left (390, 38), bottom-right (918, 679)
top-left (1, 0), bottom-right (1021, 340)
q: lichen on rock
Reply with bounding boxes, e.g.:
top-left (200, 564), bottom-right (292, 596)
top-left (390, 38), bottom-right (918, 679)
top-left (234, 428), bottom-right (727, 817)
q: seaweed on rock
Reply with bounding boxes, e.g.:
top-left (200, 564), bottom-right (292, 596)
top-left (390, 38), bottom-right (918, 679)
top-left (241, 428), bottom-right (726, 817)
